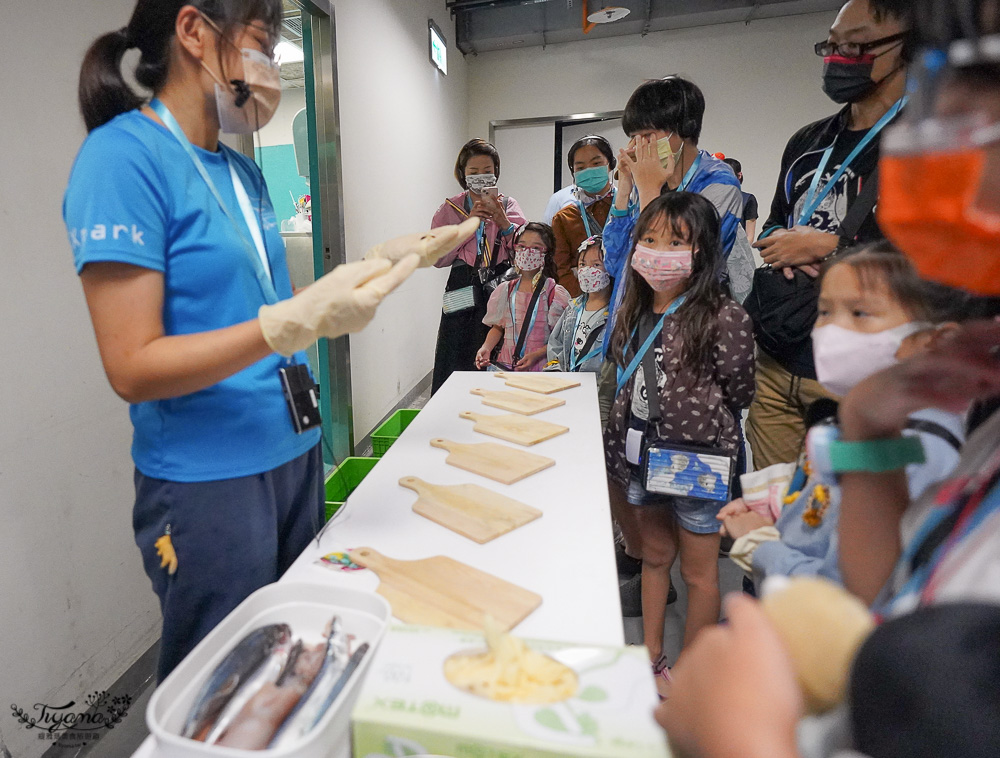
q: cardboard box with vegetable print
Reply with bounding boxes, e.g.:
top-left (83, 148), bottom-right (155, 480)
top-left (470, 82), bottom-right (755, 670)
top-left (351, 624), bottom-right (670, 758)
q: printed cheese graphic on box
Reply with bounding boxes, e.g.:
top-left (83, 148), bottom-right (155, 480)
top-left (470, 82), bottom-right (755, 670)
top-left (444, 619), bottom-right (577, 704)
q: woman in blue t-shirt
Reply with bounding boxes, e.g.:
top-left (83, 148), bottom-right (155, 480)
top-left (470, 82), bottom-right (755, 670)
top-left (64, 0), bottom-right (471, 681)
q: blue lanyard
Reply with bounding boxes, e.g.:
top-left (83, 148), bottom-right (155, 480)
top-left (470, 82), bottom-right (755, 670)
top-left (570, 297), bottom-right (607, 371)
top-left (615, 295), bottom-right (686, 394)
top-left (467, 194), bottom-right (493, 266)
top-left (797, 98), bottom-right (905, 226)
top-left (510, 280), bottom-right (544, 358)
top-left (576, 200), bottom-right (594, 237)
top-left (882, 481), bottom-right (1000, 616)
top-left (677, 152), bottom-right (701, 192)
top-left (149, 99), bottom-right (278, 305)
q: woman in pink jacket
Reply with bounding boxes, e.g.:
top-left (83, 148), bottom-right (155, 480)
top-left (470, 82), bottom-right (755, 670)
top-left (431, 139), bottom-right (526, 392)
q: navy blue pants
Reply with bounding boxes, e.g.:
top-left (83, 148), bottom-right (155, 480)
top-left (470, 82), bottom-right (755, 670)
top-left (133, 444), bottom-right (324, 682)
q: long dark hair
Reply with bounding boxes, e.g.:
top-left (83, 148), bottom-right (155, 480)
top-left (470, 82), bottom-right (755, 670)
top-left (609, 192), bottom-right (726, 374)
top-left (78, 0), bottom-right (282, 132)
top-left (514, 222), bottom-right (558, 284)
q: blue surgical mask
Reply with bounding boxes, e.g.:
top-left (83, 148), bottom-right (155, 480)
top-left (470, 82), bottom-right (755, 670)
top-left (575, 165), bottom-right (610, 194)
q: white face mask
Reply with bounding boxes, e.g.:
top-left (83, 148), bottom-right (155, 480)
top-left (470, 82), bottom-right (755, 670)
top-left (577, 265), bottom-right (610, 293)
top-left (514, 248), bottom-right (545, 272)
top-left (201, 47), bottom-right (282, 134)
top-left (465, 173), bottom-right (497, 194)
top-left (812, 321), bottom-right (928, 397)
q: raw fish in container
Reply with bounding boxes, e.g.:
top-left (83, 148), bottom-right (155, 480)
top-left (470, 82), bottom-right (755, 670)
top-left (216, 639), bottom-right (328, 749)
top-left (181, 624), bottom-right (292, 740)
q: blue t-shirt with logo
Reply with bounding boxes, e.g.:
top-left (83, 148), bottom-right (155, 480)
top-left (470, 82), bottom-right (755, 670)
top-left (63, 110), bottom-right (320, 482)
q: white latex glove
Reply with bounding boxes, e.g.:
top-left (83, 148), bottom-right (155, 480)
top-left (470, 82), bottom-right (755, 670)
top-left (364, 216), bottom-right (481, 267)
top-left (259, 254), bottom-right (420, 356)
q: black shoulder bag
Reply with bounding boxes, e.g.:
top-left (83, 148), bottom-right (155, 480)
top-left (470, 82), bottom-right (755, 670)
top-left (744, 167), bottom-right (881, 359)
top-left (490, 277), bottom-right (547, 371)
top-left (638, 325), bottom-right (736, 505)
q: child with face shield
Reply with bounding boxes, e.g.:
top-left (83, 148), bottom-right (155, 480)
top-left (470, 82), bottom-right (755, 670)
top-left (659, 2), bottom-right (1000, 756)
top-left (475, 223), bottom-right (570, 372)
top-left (545, 236), bottom-right (612, 373)
top-left (718, 247), bottom-right (968, 586)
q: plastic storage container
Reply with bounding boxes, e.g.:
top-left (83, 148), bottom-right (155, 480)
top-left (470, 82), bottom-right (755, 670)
top-left (324, 457), bottom-right (378, 521)
top-left (371, 409), bottom-right (420, 457)
top-left (146, 582), bottom-right (390, 758)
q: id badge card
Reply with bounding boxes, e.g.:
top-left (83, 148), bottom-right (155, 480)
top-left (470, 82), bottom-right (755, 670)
top-left (279, 363), bottom-right (322, 434)
top-left (626, 427), bottom-right (643, 466)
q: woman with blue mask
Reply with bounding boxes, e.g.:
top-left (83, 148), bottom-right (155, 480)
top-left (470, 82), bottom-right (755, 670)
top-left (63, 0), bottom-right (470, 681)
top-left (551, 135), bottom-right (617, 297)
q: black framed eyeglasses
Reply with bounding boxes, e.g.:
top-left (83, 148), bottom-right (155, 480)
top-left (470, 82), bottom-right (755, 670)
top-left (814, 31), bottom-right (906, 58)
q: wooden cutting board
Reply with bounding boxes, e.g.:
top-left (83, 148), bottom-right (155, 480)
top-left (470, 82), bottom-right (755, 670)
top-left (493, 371), bottom-right (582, 395)
top-left (459, 410), bottom-right (568, 447)
top-left (400, 476), bottom-right (542, 543)
top-left (430, 438), bottom-right (555, 484)
top-left (347, 547), bottom-right (542, 631)
top-left (470, 387), bottom-right (565, 416)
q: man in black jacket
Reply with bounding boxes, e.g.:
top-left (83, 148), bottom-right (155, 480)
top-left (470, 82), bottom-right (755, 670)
top-left (745, 0), bottom-right (909, 468)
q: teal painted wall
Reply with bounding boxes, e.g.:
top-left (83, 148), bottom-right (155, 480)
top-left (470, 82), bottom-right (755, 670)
top-left (256, 144), bottom-right (310, 223)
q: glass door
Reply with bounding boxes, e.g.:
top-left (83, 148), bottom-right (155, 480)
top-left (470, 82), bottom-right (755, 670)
top-left (249, 0), bottom-right (353, 464)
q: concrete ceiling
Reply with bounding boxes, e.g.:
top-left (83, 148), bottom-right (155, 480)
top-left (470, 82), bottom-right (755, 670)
top-left (447, 0), bottom-right (844, 55)
top-left (280, 3), bottom-right (305, 89)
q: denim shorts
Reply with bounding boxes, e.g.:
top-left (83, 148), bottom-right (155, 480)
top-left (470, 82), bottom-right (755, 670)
top-left (626, 467), bottom-right (723, 534)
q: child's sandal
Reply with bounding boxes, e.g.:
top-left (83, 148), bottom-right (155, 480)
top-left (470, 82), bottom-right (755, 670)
top-left (652, 655), bottom-right (672, 701)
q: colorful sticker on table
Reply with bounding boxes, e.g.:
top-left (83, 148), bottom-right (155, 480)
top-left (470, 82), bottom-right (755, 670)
top-left (318, 551), bottom-right (364, 571)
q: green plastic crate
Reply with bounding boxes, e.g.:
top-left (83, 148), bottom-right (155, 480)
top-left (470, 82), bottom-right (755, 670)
top-left (371, 409), bottom-right (420, 457)
top-left (324, 456), bottom-right (378, 521)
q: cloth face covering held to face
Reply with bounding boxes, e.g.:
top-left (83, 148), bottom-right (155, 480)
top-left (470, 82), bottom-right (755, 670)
top-left (655, 133), bottom-right (681, 167)
top-left (812, 321), bottom-right (927, 397)
top-left (631, 245), bottom-right (692, 291)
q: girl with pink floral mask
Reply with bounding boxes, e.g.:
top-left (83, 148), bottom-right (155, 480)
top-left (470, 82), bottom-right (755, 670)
top-left (544, 236), bottom-right (612, 373)
top-left (602, 192), bottom-right (756, 696)
top-left (476, 223), bottom-right (571, 372)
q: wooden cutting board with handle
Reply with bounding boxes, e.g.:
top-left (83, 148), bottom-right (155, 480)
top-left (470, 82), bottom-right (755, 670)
top-left (493, 370), bottom-right (582, 394)
top-left (347, 547), bottom-right (542, 631)
top-left (459, 410), bottom-right (568, 447)
top-left (470, 387), bottom-right (565, 416)
top-left (430, 438), bottom-right (555, 484)
top-left (400, 476), bottom-right (542, 543)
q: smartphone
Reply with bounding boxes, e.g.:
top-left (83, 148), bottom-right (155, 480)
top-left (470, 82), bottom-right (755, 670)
top-left (483, 186), bottom-right (500, 199)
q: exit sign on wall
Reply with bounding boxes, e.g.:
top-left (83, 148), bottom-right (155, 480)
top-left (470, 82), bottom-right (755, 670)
top-left (429, 20), bottom-right (447, 75)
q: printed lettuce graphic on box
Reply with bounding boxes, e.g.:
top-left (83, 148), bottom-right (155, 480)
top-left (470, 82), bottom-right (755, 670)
top-left (511, 648), bottom-right (648, 746)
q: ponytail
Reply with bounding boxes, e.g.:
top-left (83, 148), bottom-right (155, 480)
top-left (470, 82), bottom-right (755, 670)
top-left (78, 28), bottom-right (143, 132)
top-left (76, 0), bottom-right (283, 133)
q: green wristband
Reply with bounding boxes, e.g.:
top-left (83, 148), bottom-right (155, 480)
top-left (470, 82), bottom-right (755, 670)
top-left (829, 436), bottom-right (926, 473)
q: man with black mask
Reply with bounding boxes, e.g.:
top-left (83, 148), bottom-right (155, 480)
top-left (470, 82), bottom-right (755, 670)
top-left (745, 0), bottom-right (909, 470)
